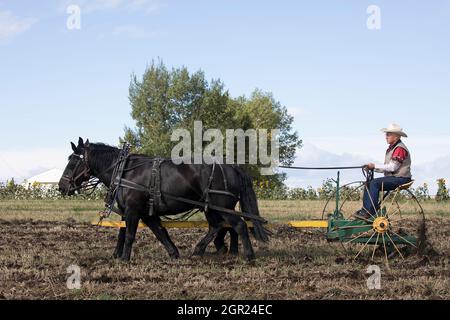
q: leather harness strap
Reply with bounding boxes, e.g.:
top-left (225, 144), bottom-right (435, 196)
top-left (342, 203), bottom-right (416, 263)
top-left (102, 144), bottom-right (130, 217)
top-left (162, 193), bottom-right (267, 223)
top-left (148, 157), bottom-right (163, 216)
top-left (102, 147), bottom-right (257, 221)
top-left (202, 161), bottom-right (238, 213)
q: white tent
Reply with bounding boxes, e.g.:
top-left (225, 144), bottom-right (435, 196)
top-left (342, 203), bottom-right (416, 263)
top-left (23, 168), bottom-right (64, 188)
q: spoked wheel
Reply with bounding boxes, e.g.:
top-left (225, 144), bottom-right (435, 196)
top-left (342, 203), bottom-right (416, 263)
top-left (326, 182), bottom-right (426, 265)
top-left (321, 181), bottom-right (366, 220)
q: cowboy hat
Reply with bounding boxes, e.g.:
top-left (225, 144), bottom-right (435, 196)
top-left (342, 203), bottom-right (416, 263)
top-left (381, 123), bottom-right (408, 137)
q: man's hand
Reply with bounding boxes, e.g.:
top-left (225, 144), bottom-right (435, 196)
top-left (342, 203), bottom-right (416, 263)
top-left (366, 163), bottom-right (376, 170)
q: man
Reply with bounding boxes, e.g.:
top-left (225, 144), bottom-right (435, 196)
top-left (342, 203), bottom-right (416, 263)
top-left (353, 123), bottom-right (412, 220)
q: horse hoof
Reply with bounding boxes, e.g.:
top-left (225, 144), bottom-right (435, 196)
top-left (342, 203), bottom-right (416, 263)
top-left (190, 252), bottom-right (203, 260)
top-left (246, 255), bottom-right (256, 263)
top-left (215, 246), bottom-right (228, 255)
top-left (170, 252), bottom-right (180, 259)
top-left (118, 256), bottom-right (131, 263)
top-left (192, 252), bottom-right (204, 257)
top-left (192, 247), bottom-right (205, 257)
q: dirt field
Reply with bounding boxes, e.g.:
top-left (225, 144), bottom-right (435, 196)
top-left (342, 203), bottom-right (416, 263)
top-left (0, 200), bottom-right (449, 300)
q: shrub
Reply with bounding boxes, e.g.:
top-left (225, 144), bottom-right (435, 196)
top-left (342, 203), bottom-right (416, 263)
top-left (0, 179), bottom-right (106, 200)
top-left (436, 179), bottom-right (449, 201)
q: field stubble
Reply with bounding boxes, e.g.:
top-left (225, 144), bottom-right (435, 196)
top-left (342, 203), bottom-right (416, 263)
top-left (0, 199), bottom-right (448, 300)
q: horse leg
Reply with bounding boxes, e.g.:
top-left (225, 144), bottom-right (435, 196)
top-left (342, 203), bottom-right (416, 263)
top-left (229, 228), bottom-right (239, 255)
top-left (141, 215), bottom-right (180, 259)
top-left (193, 212), bottom-right (222, 257)
top-left (113, 216), bottom-right (126, 259)
top-left (120, 213), bottom-right (140, 262)
top-left (213, 228), bottom-right (229, 254)
top-left (213, 227), bottom-right (239, 255)
top-left (228, 218), bottom-right (254, 261)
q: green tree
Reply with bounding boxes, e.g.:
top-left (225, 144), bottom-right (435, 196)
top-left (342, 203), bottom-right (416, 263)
top-left (122, 59), bottom-right (302, 184)
top-left (318, 179), bottom-right (336, 200)
top-left (414, 183), bottom-right (431, 201)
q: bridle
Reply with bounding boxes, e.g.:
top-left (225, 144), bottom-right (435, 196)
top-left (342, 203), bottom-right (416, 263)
top-left (61, 146), bottom-right (126, 196)
top-left (60, 148), bottom-right (92, 195)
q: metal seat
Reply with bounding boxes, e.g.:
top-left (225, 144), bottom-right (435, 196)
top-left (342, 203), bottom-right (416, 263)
top-left (397, 180), bottom-right (414, 191)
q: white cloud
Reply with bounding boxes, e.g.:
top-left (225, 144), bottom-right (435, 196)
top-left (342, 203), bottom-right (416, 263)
top-left (0, 148), bottom-right (68, 183)
top-left (112, 24), bottom-right (156, 39)
top-left (127, 0), bottom-right (161, 15)
top-left (286, 107), bottom-right (305, 121)
top-left (305, 134), bottom-right (450, 165)
top-left (282, 143), bottom-right (373, 189)
top-left (84, 0), bottom-right (122, 13)
top-left (0, 10), bottom-right (36, 43)
top-left (59, 0), bottom-right (162, 15)
top-left (283, 142), bottom-right (450, 195)
top-left (414, 155), bottom-right (450, 195)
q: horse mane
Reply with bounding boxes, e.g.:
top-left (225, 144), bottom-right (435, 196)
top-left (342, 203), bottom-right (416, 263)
top-left (88, 143), bottom-right (120, 169)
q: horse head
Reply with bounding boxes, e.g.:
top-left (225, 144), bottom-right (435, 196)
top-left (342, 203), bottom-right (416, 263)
top-left (59, 137), bottom-right (91, 196)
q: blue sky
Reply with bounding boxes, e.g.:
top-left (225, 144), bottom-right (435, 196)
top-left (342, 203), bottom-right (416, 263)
top-left (1, 0), bottom-right (449, 192)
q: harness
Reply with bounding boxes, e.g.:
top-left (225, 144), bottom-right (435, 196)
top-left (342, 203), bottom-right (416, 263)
top-left (148, 157), bottom-right (163, 217)
top-left (102, 143), bottom-right (131, 217)
top-left (202, 161), bottom-right (238, 213)
top-left (99, 145), bottom-right (265, 223)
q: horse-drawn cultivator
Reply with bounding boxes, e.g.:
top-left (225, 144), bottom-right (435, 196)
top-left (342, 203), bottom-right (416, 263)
top-left (60, 139), bottom-right (426, 265)
top-left (95, 165), bottom-right (426, 265)
top-left (321, 170), bottom-right (425, 264)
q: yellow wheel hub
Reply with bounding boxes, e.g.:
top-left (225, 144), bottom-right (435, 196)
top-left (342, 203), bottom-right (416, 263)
top-left (373, 216), bottom-right (390, 233)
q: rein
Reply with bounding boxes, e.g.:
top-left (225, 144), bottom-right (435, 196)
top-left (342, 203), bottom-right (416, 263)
top-left (66, 144), bottom-right (370, 225)
top-left (279, 165), bottom-right (365, 170)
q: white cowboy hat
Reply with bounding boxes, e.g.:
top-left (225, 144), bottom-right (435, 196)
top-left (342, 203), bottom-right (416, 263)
top-left (381, 123), bottom-right (408, 138)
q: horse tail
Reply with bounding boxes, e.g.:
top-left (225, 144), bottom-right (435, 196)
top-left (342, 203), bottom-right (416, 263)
top-left (234, 166), bottom-right (270, 242)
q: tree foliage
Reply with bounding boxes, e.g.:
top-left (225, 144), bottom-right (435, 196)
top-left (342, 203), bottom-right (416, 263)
top-left (121, 59), bottom-right (302, 183)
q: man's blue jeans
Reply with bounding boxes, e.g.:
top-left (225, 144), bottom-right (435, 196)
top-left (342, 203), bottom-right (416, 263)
top-left (362, 176), bottom-right (412, 216)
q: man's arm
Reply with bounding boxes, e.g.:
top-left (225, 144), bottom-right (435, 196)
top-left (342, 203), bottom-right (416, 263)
top-left (366, 147), bottom-right (408, 174)
top-left (374, 160), bottom-right (401, 173)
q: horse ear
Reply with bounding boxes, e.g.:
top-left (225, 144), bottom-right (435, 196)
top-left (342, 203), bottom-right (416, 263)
top-left (78, 137), bottom-right (84, 146)
top-left (85, 139), bottom-right (90, 147)
top-left (71, 142), bottom-right (77, 152)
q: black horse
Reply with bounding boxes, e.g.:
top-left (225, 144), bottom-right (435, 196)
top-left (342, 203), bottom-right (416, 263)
top-left (58, 138), bottom-right (269, 261)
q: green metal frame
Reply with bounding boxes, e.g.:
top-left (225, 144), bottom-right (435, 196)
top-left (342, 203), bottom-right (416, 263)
top-left (325, 171), bottom-right (418, 246)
